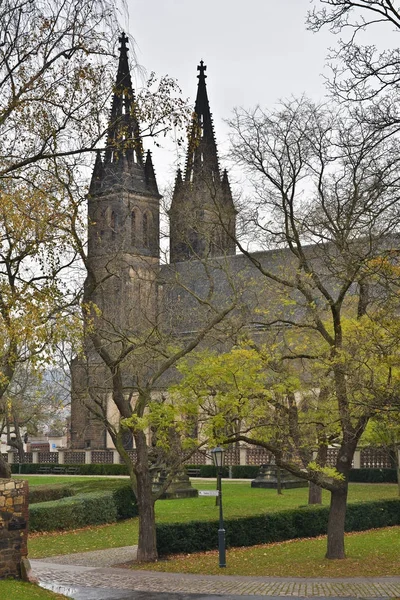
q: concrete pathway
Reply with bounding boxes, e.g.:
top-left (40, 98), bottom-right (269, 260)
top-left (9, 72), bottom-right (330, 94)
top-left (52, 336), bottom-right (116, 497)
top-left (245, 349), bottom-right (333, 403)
top-left (30, 546), bottom-right (400, 599)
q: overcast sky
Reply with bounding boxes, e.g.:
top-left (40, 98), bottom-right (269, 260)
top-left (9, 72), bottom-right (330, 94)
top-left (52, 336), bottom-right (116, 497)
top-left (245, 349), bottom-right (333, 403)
top-left (123, 0), bottom-right (397, 191)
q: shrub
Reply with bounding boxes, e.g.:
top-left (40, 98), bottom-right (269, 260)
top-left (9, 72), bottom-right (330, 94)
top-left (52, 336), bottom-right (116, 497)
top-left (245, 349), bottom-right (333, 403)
top-left (29, 485), bottom-right (75, 504)
top-left (29, 491), bottom-right (118, 532)
top-left (187, 465), bottom-right (229, 478)
top-left (29, 484), bottom-right (137, 532)
top-left (185, 465), bottom-right (259, 479)
top-left (349, 468), bottom-right (397, 483)
top-left (74, 464), bottom-right (129, 476)
top-left (11, 463), bottom-right (130, 476)
top-left (231, 465), bottom-right (260, 479)
top-left (156, 499), bottom-right (400, 556)
top-left (112, 485), bottom-right (138, 519)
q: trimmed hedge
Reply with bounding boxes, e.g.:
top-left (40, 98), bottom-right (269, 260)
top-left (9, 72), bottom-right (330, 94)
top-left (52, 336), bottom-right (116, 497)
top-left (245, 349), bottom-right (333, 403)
top-left (112, 485), bottom-right (138, 519)
top-left (11, 463), bottom-right (398, 482)
top-left (11, 463), bottom-right (130, 476)
top-left (185, 465), bottom-right (260, 479)
top-left (30, 491), bottom-right (118, 532)
top-left (29, 484), bottom-right (137, 532)
top-left (29, 485), bottom-right (75, 504)
top-left (155, 498), bottom-right (400, 556)
top-left (349, 468), bottom-right (397, 483)
top-left (70, 464), bottom-right (129, 476)
top-left (231, 465), bottom-right (260, 479)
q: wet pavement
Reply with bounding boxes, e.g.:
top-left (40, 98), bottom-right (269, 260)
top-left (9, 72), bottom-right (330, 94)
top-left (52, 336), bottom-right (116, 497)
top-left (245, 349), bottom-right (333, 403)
top-left (39, 581), bottom-right (391, 600)
top-left (30, 547), bottom-right (400, 600)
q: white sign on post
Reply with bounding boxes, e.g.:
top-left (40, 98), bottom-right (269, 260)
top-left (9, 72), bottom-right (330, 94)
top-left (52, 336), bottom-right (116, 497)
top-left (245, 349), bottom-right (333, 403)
top-left (198, 490), bottom-right (219, 497)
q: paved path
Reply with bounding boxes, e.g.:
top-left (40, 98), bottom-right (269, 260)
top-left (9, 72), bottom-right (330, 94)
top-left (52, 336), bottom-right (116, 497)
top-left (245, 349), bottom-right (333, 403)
top-left (30, 546), bottom-right (400, 599)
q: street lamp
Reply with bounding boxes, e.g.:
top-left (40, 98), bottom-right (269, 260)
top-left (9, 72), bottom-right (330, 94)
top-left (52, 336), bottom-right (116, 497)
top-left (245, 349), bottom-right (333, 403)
top-left (211, 446), bottom-right (226, 568)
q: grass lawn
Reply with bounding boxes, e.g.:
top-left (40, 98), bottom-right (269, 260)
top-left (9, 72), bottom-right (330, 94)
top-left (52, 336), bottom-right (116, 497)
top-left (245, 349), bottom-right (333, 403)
top-left (0, 580), bottom-right (69, 599)
top-left (27, 480), bottom-right (398, 559)
top-left (130, 527), bottom-right (400, 578)
top-left (13, 475), bottom-right (122, 487)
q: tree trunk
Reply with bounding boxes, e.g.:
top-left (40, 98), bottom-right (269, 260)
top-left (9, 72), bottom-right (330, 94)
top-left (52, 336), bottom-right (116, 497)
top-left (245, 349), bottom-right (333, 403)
top-left (136, 484), bottom-right (157, 562)
top-left (326, 484), bottom-right (348, 559)
top-left (308, 481), bottom-right (322, 504)
top-left (135, 432), bottom-right (158, 562)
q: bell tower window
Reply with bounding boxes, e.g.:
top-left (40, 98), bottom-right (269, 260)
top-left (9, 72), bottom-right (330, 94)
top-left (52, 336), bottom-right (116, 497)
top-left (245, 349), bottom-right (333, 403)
top-left (131, 209), bottom-right (137, 246)
top-left (143, 212), bottom-right (149, 248)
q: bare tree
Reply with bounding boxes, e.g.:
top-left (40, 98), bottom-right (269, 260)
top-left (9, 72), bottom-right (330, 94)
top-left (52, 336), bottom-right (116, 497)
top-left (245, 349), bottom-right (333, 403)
top-left (226, 96), bottom-right (400, 559)
top-left (308, 1), bottom-right (400, 107)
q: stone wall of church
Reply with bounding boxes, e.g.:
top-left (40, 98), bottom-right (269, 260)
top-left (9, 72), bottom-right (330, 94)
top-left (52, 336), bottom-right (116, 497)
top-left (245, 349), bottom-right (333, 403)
top-left (0, 479), bottom-right (28, 579)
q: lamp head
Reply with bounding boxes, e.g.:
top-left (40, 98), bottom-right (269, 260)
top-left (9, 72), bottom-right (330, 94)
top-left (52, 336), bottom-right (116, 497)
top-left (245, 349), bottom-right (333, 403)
top-left (211, 446), bottom-right (226, 468)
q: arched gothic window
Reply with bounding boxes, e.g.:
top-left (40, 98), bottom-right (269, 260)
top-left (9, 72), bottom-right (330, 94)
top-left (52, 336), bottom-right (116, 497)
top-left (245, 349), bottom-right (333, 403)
top-left (131, 209), bottom-right (137, 246)
top-left (143, 212), bottom-right (149, 248)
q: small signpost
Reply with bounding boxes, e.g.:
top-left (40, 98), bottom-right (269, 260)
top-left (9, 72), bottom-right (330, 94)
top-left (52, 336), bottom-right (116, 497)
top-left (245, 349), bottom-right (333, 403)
top-left (198, 490), bottom-right (219, 497)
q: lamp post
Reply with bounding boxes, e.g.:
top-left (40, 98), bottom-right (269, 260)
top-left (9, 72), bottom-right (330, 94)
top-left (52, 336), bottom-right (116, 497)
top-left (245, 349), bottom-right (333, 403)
top-left (211, 446), bottom-right (226, 568)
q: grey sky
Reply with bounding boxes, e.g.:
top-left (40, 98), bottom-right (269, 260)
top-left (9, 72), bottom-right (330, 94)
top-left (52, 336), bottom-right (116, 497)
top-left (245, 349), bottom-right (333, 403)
top-left (124, 0), bottom-right (397, 189)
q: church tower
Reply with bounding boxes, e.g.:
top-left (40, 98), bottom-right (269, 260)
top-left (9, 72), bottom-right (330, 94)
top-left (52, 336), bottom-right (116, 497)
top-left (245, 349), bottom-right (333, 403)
top-left (70, 34), bottom-right (161, 450)
top-left (87, 32), bottom-right (161, 333)
top-left (169, 61), bottom-right (236, 263)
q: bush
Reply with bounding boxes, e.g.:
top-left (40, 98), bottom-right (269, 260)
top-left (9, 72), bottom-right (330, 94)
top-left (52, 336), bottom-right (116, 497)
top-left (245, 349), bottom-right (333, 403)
top-left (185, 465), bottom-right (230, 478)
top-left (349, 468), bottom-right (397, 483)
top-left (29, 484), bottom-right (137, 532)
top-left (185, 465), bottom-right (259, 479)
top-left (344, 499), bottom-right (400, 531)
top-left (29, 491), bottom-right (118, 532)
top-left (156, 498), bottom-right (400, 556)
top-left (231, 465), bottom-right (260, 479)
top-left (29, 485), bottom-right (75, 504)
top-left (73, 464), bottom-right (129, 476)
top-left (112, 485), bottom-right (138, 519)
top-left (10, 462), bottom-right (130, 476)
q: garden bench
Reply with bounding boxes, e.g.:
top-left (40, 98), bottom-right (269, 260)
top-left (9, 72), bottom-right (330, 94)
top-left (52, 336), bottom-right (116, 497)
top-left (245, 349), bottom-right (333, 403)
top-left (51, 466), bottom-right (66, 474)
top-left (186, 468), bottom-right (201, 477)
top-left (65, 466), bottom-right (79, 475)
top-left (38, 466), bottom-right (52, 474)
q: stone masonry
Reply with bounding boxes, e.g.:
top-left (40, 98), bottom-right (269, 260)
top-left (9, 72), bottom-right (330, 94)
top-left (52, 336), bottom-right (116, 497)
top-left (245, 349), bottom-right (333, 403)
top-left (0, 478), bottom-right (29, 579)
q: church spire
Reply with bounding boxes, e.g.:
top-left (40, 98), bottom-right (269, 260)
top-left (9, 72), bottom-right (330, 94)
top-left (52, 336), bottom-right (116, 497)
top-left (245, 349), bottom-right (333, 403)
top-left (185, 60), bottom-right (220, 183)
top-left (103, 32), bottom-right (143, 166)
top-left (169, 62), bottom-right (236, 263)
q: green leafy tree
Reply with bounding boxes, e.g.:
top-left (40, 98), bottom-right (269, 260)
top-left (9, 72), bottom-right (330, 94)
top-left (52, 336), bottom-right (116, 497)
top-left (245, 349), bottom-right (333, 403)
top-left (361, 416), bottom-right (400, 494)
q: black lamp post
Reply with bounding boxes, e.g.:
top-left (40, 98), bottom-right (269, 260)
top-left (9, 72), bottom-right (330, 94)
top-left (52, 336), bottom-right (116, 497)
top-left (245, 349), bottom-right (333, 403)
top-left (211, 446), bottom-right (226, 568)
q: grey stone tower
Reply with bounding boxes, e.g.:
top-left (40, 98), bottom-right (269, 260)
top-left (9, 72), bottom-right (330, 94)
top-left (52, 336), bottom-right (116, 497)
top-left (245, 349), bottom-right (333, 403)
top-left (70, 33), bottom-right (161, 450)
top-left (169, 61), bottom-right (236, 262)
top-left (87, 32), bottom-right (161, 334)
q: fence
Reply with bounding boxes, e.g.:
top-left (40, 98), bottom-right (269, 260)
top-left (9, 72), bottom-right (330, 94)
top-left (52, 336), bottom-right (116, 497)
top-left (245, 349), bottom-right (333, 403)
top-left (2, 446), bottom-right (395, 468)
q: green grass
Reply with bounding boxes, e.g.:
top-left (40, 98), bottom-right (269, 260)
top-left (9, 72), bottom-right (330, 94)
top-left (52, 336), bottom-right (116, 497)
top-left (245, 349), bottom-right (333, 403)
top-left (27, 481), bottom-right (398, 559)
top-left (131, 527), bottom-right (400, 578)
top-left (0, 580), bottom-right (68, 599)
top-left (15, 475), bottom-right (119, 487)
top-left (29, 518), bottom-right (139, 558)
